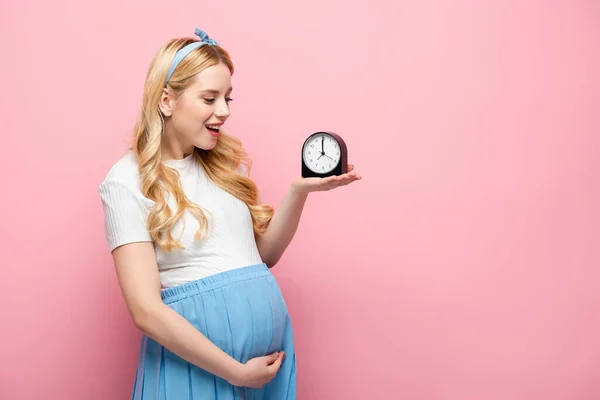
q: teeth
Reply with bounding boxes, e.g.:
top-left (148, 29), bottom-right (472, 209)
top-left (206, 125), bottom-right (220, 131)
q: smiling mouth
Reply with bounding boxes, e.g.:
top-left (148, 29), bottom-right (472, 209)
top-left (206, 125), bottom-right (220, 132)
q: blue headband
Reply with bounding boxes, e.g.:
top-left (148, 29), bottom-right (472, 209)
top-left (164, 28), bottom-right (219, 87)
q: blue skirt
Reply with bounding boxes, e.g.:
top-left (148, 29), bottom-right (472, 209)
top-left (131, 263), bottom-right (296, 399)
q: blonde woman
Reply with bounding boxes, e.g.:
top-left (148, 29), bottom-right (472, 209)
top-left (98, 27), bottom-right (361, 399)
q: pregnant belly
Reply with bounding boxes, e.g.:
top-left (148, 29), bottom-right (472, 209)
top-left (168, 272), bottom-right (291, 363)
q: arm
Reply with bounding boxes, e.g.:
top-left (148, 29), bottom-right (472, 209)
top-left (99, 179), bottom-right (283, 388)
top-left (112, 241), bottom-right (246, 384)
top-left (255, 165), bottom-right (361, 268)
top-left (255, 185), bottom-right (309, 268)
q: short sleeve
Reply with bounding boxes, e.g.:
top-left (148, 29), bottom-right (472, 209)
top-left (98, 179), bottom-right (153, 252)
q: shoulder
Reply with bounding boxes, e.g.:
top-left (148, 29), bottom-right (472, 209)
top-left (99, 150), bottom-right (142, 188)
top-left (98, 151), bottom-right (149, 204)
top-left (97, 151), bottom-right (154, 252)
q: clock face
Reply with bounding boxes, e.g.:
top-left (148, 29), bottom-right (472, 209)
top-left (302, 133), bottom-right (341, 174)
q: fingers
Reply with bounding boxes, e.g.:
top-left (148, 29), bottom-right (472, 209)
top-left (327, 169), bottom-right (361, 188)
top-left (243, 351), bottom-right (286, 389)
top-left (268, 352), bottom-right (285, 373)
top-left (345, 165), bottom-right (361, 180)
top-left (300, 164), bottom-right (361, 192)
top-left (265, 351), bottom-right (280, 365)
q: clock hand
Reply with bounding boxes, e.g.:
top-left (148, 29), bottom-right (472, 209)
top-left (325, 155), bottom-right (335, 162)
top-left (322, 136), bottom-right (325, 154)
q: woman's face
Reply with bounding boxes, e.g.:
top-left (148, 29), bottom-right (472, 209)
top-left (160, 63), bottom-right (233, 158)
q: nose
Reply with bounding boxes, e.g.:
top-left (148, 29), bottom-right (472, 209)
top-left (214, 101), bottom-right (231, 120)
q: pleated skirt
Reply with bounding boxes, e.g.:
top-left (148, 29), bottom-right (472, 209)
top-left (131, 263), bottom-right (296, 399)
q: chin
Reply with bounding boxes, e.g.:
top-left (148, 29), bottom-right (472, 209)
top-left (192, 129), bottom-right (220, 150)
top-left (195, 139), bottom-right (218, 151)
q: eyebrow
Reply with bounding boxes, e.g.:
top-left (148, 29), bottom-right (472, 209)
top-left (200, 88), bottom-right (233, 94)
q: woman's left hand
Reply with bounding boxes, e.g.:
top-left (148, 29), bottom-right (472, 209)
top-left (290, 164), bottom-right (362, 196)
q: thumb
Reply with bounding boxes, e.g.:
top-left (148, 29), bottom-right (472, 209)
top-left (265, 352), bottom-right (280, 364)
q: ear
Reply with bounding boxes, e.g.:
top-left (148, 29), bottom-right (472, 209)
top-left (158, 88), bottom-right (173, 117)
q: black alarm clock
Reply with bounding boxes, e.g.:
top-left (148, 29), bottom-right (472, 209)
top-left (301, 131), bottom-right (348, 178)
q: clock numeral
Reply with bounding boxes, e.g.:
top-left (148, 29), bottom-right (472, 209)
top-left (310, 144), bottom-right (314, 148)
top-left (308, 151), bottom-right (311, 155)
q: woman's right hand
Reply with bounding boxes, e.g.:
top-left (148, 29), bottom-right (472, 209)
top-left (230, 351), bottom-right (285, 388)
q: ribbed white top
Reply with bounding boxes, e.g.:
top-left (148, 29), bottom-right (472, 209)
top-left (98, 151), bottom-right (263, 289)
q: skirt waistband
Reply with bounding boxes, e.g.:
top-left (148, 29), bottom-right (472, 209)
top-left (160, 263), bottom-right (271, 304)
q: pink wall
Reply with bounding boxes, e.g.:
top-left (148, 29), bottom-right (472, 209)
top-left (2, 0), bottom-right (599, 399)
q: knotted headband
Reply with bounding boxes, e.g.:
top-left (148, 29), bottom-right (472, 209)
top-left (164, 28), bottom-right (219, 87)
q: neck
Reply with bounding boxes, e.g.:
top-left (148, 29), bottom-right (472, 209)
top-left (161, 129), bottom-right (194, 160)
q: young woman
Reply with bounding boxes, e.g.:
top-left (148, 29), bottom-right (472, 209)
top-left (98, 27), bottom-right (361, 399)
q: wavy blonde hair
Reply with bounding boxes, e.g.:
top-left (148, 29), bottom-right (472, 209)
top-left (128, 36), bottom-right (273, 251)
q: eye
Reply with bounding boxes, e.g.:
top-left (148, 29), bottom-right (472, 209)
top-left (203, 98), bottom-right (233, 104)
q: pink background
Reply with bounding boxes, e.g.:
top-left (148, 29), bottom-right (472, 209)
top-left (2, 0), bottom-right (599, 399)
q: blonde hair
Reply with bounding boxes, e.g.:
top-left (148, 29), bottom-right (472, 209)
top-left (129, 36), bottom-right (273, 251)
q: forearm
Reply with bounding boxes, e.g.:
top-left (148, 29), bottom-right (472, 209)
top-left (136, 302), bottom-right (243, 384)
top-left (257, 185), bottom-right (309, 267)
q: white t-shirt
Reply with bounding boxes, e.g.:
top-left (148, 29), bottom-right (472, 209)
top-left (98, 150), bottom-right (264, 289)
